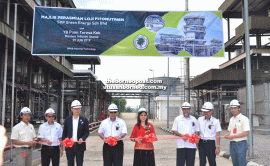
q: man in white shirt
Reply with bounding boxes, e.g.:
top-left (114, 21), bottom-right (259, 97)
top-left (11, 107), bottom-right (37, 166)
top-left (98, 103), bottom-right (127, 166)
top-left (197, 102), bottom-right (221, 166)
top-left (172, 102), bottom-right (199, 166)
top-left (62, 100), bottom-right (89, 166)
top-left (224, 99), bottom-right (250, 166)
top-left (37, 108), bottom-right (63, 166)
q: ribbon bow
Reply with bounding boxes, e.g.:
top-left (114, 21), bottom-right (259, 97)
top-left (63, 138), bottom-right (74, 148)
top-left (145, 133), bottom-right (157, 143)
top-left (184, 134), bottom-right (200, 144)
top-left (107, 136), bottom-right (118, 146)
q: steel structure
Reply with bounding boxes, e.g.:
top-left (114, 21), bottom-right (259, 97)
top-left (190, 0), bottom-right (270, 157)
top-left (191, 0), bottom-right (270, 115)
top-left (64, 71), bottom-right (111, 122)
top-left (0, 0), bottom-right (105, 126)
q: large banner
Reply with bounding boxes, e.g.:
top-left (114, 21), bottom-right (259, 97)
top-left (32, 7), bottom-right (224, 57)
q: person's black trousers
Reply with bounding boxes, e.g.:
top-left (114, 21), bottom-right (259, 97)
top-left (41, 145), bottom-right (60, 166)
top-left (133, 149), bottom-right (155, 166)
top-left (176, 148), bottom-right (196, 166)
top-left (103, 140), bottom-right (124, 166)
top-left (65, 144), bottom-right (85, 166)
top-left (198, 139), bottom-right (216, 166)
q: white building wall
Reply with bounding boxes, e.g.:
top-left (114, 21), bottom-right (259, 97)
top-left (156, 96), bottom-right (197, 121)
top-left (238, 83), bottom-right (270, 127)
top-left (157, 96), bottom-right (183, 121)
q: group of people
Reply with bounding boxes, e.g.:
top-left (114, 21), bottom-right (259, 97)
top-left (10, 100), bottom-right (89, 166)
top-left (98, 103), bottom-right (128, 166)
top-left (7, 98), bottom-right (250, 166)
top-left (172, 99), bottom-right (250, 166)
top-left (98, 104), bottom-right (156, 166)
top-left (98, 99), bottom-right (250, 166)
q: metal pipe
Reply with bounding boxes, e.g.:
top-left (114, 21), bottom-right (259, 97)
top-left (227, 18), bottom-right (231, 60)
top-left (61, 73), bottom-right (64, 124)
top-left (210, 90), bottom-right (212, 102)
top-left (100, 87), bottom-right (102, 120)
top-left (10, 3), bottom-right (17, 161)
top-left (148, 97), bottom-right (150, 118)
top-left (185, 0), bottom-right (188, 11)
top-left (197, 89), bottom-right (199, 116)
top-left (2, 0), bottom-right (11, 126)
top-left (167, 57), bottom-right (170, 128)
top-left (95, 81), bottom-right (97, 121)
top-left (185, 0), bottom-right (190, 103)
top-left (227, 18), bottom-right (230, 41)
top-left (149, 69), bottom-right (154, 120)
top-left (2, 43), bottom-right (8, 126)
top-left (38, 94), bottom-right (40, 120)
top-left (243, 0), bottom-right (253, 157)
top-left (105, 92), bottom-right (107, 118)
top-left (7, 0), bottom-right (10, 24)
top-left (208, 90), bottom-right (238, 93)
top-left (185, 57), bottom-right (190, 103)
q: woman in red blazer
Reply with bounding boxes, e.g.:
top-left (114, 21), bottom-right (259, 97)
top-left (130, 108), bottom-right (156, 166)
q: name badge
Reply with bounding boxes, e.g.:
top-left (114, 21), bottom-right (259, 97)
top-left (233, 128), bottom-right (237, 134)
top-left (22, 152), bottom-right (26, 158)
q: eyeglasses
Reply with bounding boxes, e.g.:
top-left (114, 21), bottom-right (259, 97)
top-left (109, 112), bottom-right (117, 114)
top-left (47, 116), bottom-right (55, 118)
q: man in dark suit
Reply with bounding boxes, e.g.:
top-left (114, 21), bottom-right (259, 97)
top-left (62, 100), bottom-right (89, 166)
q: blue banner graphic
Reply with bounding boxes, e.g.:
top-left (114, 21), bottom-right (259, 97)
top-left (32, 7), bottom-right (224, 57)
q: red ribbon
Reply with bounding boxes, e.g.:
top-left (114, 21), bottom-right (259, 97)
top-left (107, 136), bottom-right (117, 146)
top-left (137, 136), bottom-right (143, 142)
top-left (145, 133), bottom-right (157, 143)
top-left (63, 138), bottom-right (74, 148)
top-left (184, 134), bottom-right (200, 144)
top-left (36, 134), bottom-right (223, 147)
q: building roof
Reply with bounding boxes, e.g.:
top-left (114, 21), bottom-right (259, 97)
top-left (219, 0), bottom-right (270, 18)
top-left (71, 69), bottom-right (98, 80)
top-left (190, 69), bottom-right (266, 89)
top-left (224, 16), bottom-right (270, 52)
top-left (20, 0), bottom-right (76, 15)
top-left (219, 48), bottom-right (270, 69)
top-left (65, 56), bottom-right (101, 65)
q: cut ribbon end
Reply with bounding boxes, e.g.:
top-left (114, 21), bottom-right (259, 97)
top-left (145, 133), bottom-right (157, 143)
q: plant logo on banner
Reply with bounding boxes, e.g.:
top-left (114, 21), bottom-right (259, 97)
top-left (134, 35), bottom-right (149, 50)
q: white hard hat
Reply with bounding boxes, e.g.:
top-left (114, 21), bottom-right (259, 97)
top-left (138, 108), bottom-right (147, 113)
top-left (108, 104), bottom-right (118, 112)
top-left (230, 99), bottom-right (241, 108)
top-left (20, 107), bottom-right (31, 114)
top-left (201, 102), bottom-right (214, 112)
top-left (181, 102), bottom-right (191, 109)
top-left (45, 108), bottom-right (55, 115)
top-left (71, 100), bottom-right (82, 108)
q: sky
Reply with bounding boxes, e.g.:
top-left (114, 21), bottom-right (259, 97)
top-left (72, 0), bottom-right (242, 108)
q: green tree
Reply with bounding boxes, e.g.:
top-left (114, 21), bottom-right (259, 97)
top-left (125, 106), bottom-right (133, 112)
top-left (112, 98), bottom-right (126, 113)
